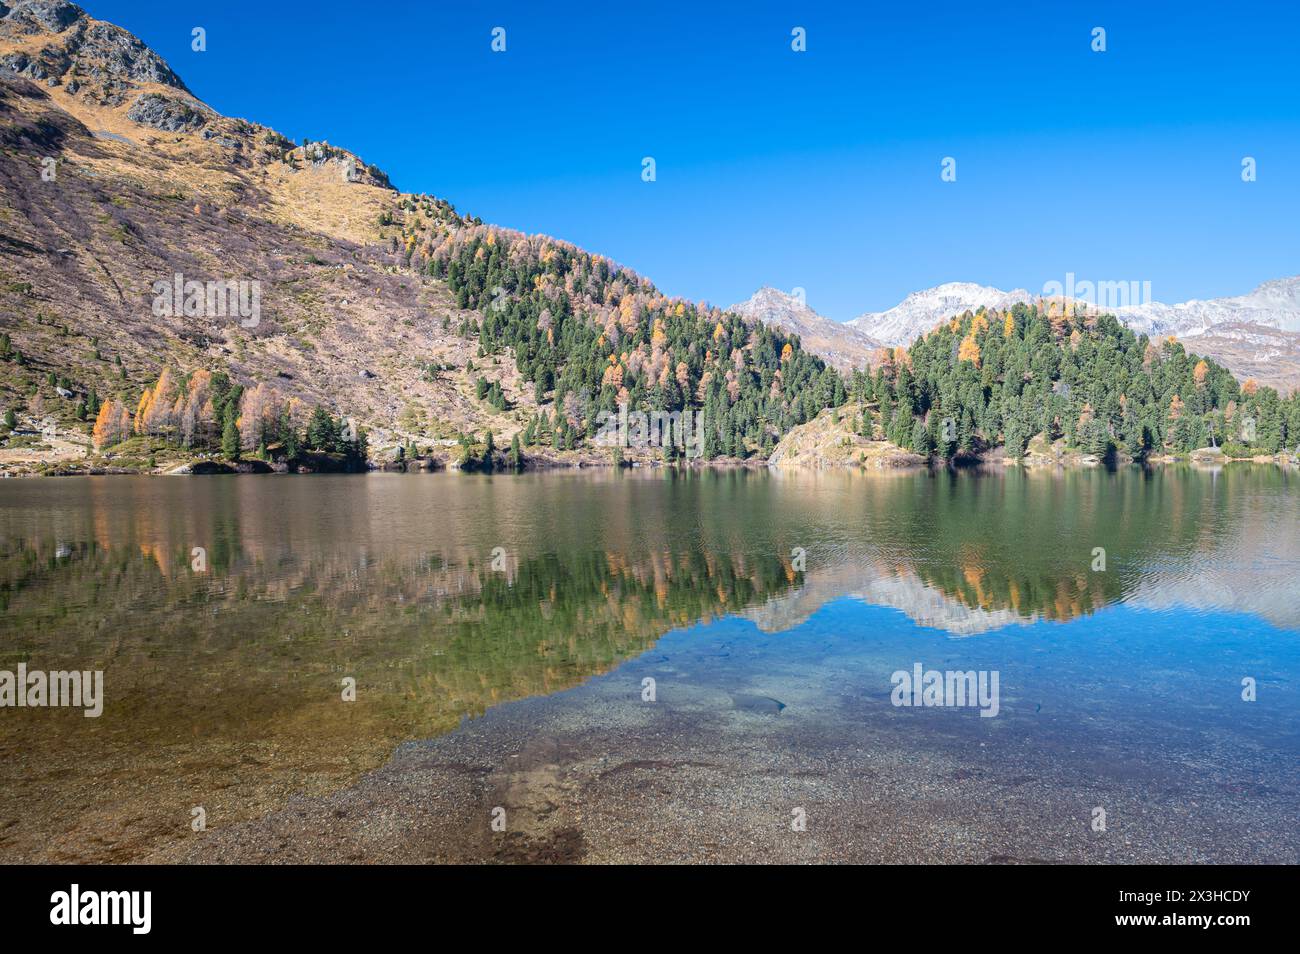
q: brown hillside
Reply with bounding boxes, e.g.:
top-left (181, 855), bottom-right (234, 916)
top-left (0, 1), bottom-right (543, 461)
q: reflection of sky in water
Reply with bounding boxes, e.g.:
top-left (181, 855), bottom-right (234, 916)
top-left (618, 597), bottom-right (1300, 810)
top-left (1, 468), bottom-right (1297, 862)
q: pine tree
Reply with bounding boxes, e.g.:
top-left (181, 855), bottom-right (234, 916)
top-left (221, 413), bottom-right (240, 460)
top-left (911, 419), bottom-right (932, 456)
top-left (306, 405), bottom-right (336, 451)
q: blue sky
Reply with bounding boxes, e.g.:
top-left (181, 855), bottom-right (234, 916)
top-left (88, 0), bottom-right (1300, 319)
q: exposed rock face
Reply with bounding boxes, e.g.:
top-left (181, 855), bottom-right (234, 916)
top-left (1113, 276), bottom-right (1300, 337)
top-left (849, 282), bottom-right (1033, 347)
top-left (729, 287), bottom-right (882, 373)
top-left (126, 92), bottom-right (207, 132)
top-left (1, 1), bottom-right (190, 104)
top-left (840, 279), bottom-right (1300, 391)
top-left (0, 1), bottom-right (393, 184)
top-left (1, 0), bottom-right (84, 35)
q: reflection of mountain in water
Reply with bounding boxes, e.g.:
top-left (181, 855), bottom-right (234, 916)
top-left (746, 470), bottom-right (1300, 636)
top-left (2, 465), bottom-right (1296, 862)
top-left (744, 561), bottom-right (1035, 636)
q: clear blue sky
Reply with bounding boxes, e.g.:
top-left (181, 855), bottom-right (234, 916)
top-left (88, 0), bottom-right (1300, 319)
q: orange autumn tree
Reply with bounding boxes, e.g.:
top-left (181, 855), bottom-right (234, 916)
top-left (236, 382), bottom-right (283, 453)
top-left (92, 399), bottom-right (132, 449)
top-left (133, 368), bottom-right (178, 439)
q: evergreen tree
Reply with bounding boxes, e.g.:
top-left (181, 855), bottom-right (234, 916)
top-left (221, 413), bottom-right (240, 460)
top-left (911, 419), bottom-right (932, 456)
top-left (306, 405), bottom-right (337, 452)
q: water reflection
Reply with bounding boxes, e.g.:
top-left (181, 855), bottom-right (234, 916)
top-left (0, 466), bottom-right (1295, 861)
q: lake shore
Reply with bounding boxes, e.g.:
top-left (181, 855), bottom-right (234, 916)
top-left (4, 443), bottom-right (1295, 478)
top-left (147, 623), bottom-right (1300, 866)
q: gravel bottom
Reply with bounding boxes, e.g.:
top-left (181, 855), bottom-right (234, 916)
top-left (148, 622), bottom-right (1300, 864)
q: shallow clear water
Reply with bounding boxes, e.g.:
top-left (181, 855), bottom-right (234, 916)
top-left (0, 466), bottom-right (1296, 862)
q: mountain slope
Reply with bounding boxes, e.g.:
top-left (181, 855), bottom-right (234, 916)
top-left (1113, 277), bottom-right (1300, 337)
top-left (728, 287), bottom-right (883, 372)
top-left (0, 1), bottom-right (842, 472)
top-left (848, 282), bottom-right (1034, 348)
top-left (0, 59), bottom-right (512, 454)
top-left (846, 279), bottom-right (1300, 392)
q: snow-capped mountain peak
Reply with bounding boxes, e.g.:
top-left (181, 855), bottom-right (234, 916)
top-left (1113, 276), bottom-right (1300, 338)
top-left (731, 276), bottom-right (1300, 390)
top-left (848, 282), bottom-right (1033, 347)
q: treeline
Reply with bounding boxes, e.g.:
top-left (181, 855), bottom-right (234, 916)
top-left (399, 208), bottom-right (845, 459)
top-left (395, 197), bottom-right (1300, 464)
top-left (91, 367), bottom-right (368, 463)
top-left (847, 303), bottom-right (1300, 459)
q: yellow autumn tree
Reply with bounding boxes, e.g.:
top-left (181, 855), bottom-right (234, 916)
top-left (957, 335), bottom-right (981, 367)
top-left (650, 318), bottom-right (667, 350)
top-left (1193, 360), bottom-right (1209, 387)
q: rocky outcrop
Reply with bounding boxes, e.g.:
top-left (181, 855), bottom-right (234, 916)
top-left (729, 287), bottom-right (883, 373)
top-left (126, 92), bottom-right (207, 132)
top-left (1, 1), bottom-right (189, 94)
top-left (768, 403), bottom-right (924, 469)
top-left (0, 0), bottom-right (83, 35)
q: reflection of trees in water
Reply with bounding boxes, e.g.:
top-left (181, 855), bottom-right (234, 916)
top-left (0, 466), bottom-right (1292, 861)
top-left (0, 531), bottom-right (803, 733)
top-left (0, 524), bottom-right (803, 863)
top-left (887, 466), bottom-right (1287, 623)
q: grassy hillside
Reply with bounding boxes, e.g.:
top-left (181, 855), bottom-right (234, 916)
top-left (0, 1), bottom-right (843, 473)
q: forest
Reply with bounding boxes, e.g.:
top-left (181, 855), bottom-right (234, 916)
top-left (51, 195), bottom-right (1300, 468)
top-left (846, 303), bottom-right (1300, 460)
top-left (406, 198), bottom-right (845, 460)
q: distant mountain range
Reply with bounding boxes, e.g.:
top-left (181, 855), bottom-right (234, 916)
top-left (732, 278), bottom-right (1300, 390)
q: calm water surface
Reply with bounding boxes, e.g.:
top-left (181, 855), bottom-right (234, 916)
top-left (1, 467), bottom-right (1296, 862)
